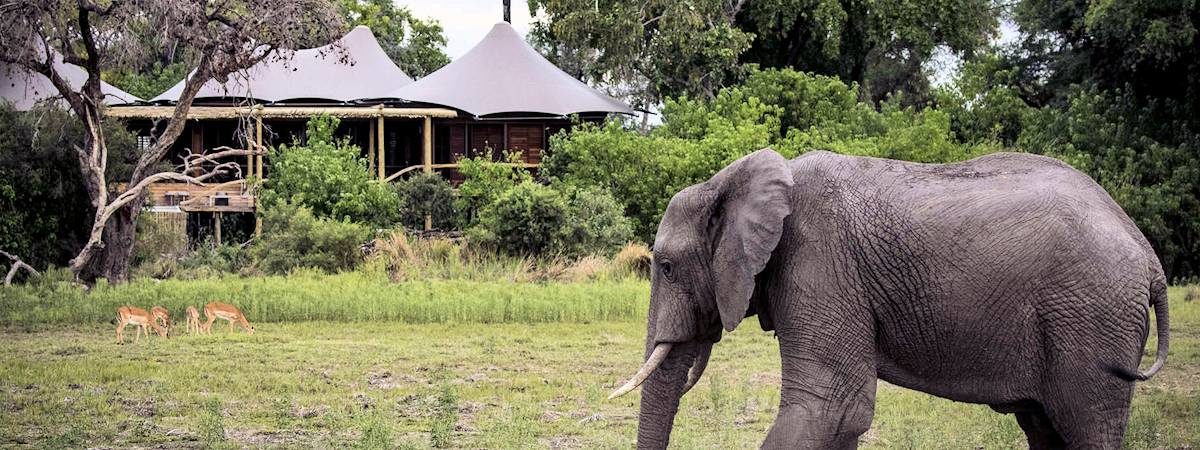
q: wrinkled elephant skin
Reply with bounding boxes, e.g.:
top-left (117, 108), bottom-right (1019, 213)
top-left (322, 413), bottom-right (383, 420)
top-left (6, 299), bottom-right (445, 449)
top-left (614, 149), bottom-right (1169, 450)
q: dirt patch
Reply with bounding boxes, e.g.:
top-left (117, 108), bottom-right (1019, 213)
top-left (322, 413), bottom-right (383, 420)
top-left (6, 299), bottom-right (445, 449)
top-left (227, 428), bottom-right (323, 446)
top-left (749, 372), bottom-right (780, 387)
top-left (292, 404), bottom-right (329, 419)
top-left (366, 370), bottom-right (399, 390)
top-left (543, 435), bottom-right (584, 448)
top-left (122, 398), bottom-right (157, 417)
top-left (51, 346), bottom-right (86, 357)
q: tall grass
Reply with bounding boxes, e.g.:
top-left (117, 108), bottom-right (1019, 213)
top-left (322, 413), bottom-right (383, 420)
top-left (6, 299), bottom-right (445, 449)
top-left (0, 270), bottom-right (649, 327)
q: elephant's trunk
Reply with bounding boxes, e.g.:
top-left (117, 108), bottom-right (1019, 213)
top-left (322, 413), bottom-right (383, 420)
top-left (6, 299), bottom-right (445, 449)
top-left (633, 341), bottom-right (702, 449)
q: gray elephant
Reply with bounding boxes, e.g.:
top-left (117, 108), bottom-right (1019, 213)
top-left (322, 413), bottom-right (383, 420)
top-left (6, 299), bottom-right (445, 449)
top-left (609, 148), bottom-right (1169, 449)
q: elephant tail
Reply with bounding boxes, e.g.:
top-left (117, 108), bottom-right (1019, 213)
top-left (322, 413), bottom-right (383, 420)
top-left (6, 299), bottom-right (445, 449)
top-left (1107, 277), bottom-right (1169, 382)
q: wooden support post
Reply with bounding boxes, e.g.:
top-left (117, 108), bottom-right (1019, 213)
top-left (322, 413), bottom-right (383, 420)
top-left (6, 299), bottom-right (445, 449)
top-left (214, 212), bottom-right (223, 246)
top-left (255, 112), bottom-right (263, 178)
top-left (245, 126), bottom-right (253, 176)
top-left (423, 117), bottom-right (433, 173)
top-left (423, 116), bottom-right (434, 231)
top-left (377, 116), bottom-right (385, 180)
top-left (367, 119), bottom-right (376, 172)
top-left (254, 108), bottom-right (264, 237)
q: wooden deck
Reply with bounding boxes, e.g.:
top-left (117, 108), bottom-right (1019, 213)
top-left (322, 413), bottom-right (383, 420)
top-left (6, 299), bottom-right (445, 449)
top-left (120, 181), bottom-right (257, 213)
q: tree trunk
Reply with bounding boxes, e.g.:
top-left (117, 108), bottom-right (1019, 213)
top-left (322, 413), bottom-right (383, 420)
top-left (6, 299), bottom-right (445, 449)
top-left (79, 197), bottom-right (143, 283)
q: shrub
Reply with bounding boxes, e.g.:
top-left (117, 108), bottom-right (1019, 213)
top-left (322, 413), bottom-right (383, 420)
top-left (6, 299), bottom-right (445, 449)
top-left (558, 186), bottom-right (635, 257)
top-left (131, 213), bottom-right (187, 269)
top-left (454, 152), bottom-right (532, 228)
top-left (251, 203), bottom-right (370, 274)
top-left (259, 115), bottom-right (401, 227)
top-left (175, 242), bottom-right (250, 278)
top-left (611, 242), bottom-right (653, 279)
top-left (393, 172), bottom-right (455, 230)
top-left (470, 181), bottom-right (567, 257)
top-left (1186, 286), bottom-right (1199, 302)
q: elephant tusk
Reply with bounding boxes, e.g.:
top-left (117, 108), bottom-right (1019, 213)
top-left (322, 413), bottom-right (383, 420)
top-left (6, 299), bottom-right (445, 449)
top-left (680, 343), bottom-right (712, 395)
top-left (608, 343), bottom-right (673, 400)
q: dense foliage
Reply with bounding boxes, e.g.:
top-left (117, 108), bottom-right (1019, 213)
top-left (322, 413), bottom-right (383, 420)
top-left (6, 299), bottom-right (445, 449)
top-left (259, 115), bottom-right (401, 228)
top-left (392, 172), bottom-right (456, 231)
top-left (251, 203), bottom-right (370, 274)
top-left (470, 181), bottom-right (570, 257)
top-left (544, 69), bottom-right (997, 240)
top-left (530, 0), bottom-right (997, 107)
top-left (453, 153), bottom-right (533, 228)
top-left (0, 104), bottom-right (137, 270)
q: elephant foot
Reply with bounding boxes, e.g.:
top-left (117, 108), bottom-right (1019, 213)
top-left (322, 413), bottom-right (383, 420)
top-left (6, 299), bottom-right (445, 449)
top-left (761, 405), bottom-right (865, 450)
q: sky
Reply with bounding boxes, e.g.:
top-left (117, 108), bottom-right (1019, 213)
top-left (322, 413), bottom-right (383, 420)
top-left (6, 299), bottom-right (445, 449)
top-left (393, 0), bottom-right (537, 59)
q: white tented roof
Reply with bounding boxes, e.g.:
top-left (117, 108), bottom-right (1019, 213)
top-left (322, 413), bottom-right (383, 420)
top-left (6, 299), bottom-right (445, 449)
top-left (1, 58), bottom-right (140, 110)
top-left (389, 22), bottom-right (632, 117)
top-left (151, 26), bottom-right (413, 104)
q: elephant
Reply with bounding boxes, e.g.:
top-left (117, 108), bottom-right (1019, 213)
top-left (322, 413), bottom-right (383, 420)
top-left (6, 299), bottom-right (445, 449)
top-left (609, 148), bottom-right (1169, 449)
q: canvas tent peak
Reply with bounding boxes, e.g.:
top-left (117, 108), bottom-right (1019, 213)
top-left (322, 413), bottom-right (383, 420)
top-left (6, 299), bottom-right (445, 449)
top-left (1, 58), bottom-right (140, 111)
top-left (150, 26), bottom-right (413, 104)
top-left (389, 21), bottom-right (633, 117)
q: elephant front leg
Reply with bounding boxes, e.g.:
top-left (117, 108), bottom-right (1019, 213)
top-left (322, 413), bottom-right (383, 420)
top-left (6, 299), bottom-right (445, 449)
top-left (762, 334), bottom-right (878, 449)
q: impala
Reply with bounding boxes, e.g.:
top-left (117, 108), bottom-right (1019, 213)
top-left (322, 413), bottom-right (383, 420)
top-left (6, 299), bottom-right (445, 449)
top-left (185, 306), bottom-right (201, 335)
top-left (202, 301), bottom-right (254, 335)
top-left (150, 306), bottom-right (171, 335)
top-left (116, 306), bottom-right (167, 343)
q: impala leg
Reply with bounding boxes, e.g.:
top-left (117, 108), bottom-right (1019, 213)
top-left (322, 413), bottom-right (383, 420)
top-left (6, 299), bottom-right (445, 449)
top-left (116, 322), bottom-right (124, 344)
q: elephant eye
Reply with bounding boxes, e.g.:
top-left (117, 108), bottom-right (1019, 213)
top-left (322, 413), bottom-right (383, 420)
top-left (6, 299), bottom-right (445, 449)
top-left (659, 259), bottom-right (673, 280)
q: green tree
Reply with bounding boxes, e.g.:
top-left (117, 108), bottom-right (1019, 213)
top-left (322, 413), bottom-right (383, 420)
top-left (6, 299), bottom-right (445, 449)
top-left (529, 0), bottom-right (753, 109)
top-left (260, 115), bottom-right (401, 228)
top-left (0, 103), bottom-right (137, 270)
top-left (530, 0), bottom-right (998, 107)
top-left (545, 68), bottom-right (994, 241)
top-left (340, 0), bottom-right (451, 78)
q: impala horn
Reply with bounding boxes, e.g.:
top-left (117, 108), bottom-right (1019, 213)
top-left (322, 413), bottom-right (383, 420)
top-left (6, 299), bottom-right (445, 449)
top-left (608, 343), bottom-right (673, 399)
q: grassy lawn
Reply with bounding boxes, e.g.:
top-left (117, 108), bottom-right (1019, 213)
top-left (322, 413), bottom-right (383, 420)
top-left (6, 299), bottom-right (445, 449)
top-left (0, 286), bottom-right (1196, 448)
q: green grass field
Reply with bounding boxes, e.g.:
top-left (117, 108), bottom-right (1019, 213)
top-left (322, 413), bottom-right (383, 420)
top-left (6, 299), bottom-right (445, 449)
top-left (0, 285), bottom-right (1196, 448)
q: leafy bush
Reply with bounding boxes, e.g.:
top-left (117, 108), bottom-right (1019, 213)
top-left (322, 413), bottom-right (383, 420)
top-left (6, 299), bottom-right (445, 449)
top-left (558, 186), bottom-right (635, 257)
top-left (544, 68), bottom-right (996, 241)
top-left (177, 243), bottom-right (250, 277)
top-left (259, 114), bottom-right (401, 228)
top-left (392, 172), bottom-right (455, 230)
top-left (131, 213), bottom-right (187, 269)
top-left (454, 152), bottom-right (532, 228)
top-left (251, 203), bottom-right (370, 274)
top-left (469, 181), bottom-right (568, 257)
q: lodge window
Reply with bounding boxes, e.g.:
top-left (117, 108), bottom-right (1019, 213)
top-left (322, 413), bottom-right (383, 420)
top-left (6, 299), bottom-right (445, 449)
top-left (136, 135), bottom-right (152, 151)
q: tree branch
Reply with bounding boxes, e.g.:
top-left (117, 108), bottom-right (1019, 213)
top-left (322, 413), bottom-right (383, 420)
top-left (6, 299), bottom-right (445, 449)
top-left (0, 250), bottom-right (40, 286)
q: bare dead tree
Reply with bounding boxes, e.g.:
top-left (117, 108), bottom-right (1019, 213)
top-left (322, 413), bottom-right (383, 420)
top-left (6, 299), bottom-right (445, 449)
top-left (0, 0), bottom-right (344, 283)
top-left (1, 250), bottom-right (41, 286)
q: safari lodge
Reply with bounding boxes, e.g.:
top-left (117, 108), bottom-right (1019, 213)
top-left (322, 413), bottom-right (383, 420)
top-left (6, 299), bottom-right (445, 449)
top-left (3, 22), bottom-right (631, 243)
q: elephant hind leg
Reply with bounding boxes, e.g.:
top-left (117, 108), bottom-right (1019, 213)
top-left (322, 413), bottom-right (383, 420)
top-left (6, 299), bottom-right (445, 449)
top-left (1015, 409), bottom-right (1066, 450)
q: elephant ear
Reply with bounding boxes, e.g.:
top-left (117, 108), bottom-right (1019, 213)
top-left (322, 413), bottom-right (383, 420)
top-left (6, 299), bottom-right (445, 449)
top-left (704, 148), bottom-right (793, 331)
